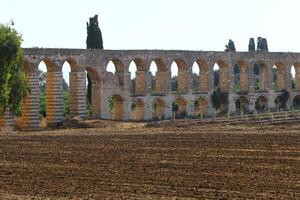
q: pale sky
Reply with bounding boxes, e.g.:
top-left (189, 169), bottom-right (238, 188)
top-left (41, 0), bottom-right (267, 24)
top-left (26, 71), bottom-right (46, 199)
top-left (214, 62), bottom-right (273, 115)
top-left (1, 0), bottom-right (299, 80)
top-left (2, 0), bottom-right (300, 52)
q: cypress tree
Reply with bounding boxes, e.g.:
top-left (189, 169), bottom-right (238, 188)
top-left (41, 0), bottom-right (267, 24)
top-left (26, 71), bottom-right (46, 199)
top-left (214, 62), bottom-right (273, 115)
top-left (257, 37), bottom-right (268, 52)
top-left (225, 39), bottom-right (236, 52)
top-left (86, 15), bottom-right (103, 104)
top-left (248, 38), bottom-right (255, 51)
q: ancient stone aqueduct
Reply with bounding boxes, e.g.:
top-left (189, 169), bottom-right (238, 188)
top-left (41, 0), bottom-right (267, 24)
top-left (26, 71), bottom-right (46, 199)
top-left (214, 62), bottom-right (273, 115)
top-left (1, 48), bottom-right (300, 131)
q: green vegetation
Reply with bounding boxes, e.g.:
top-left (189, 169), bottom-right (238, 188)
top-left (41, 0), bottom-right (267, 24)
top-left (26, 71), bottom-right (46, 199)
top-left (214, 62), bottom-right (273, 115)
top-left (0, 23), bottom-right (27, 116)
top-left (86, 15), bottom-right (103, 107)
top-left (248, 38), bottom-right (255, 51)
top-left (211, 87), bottom-right (228, 110)
top-left (192, 73), bottom-right (200, 93)
top-left (257, 37), bottom-right (268, 52)
top-left (277, 89), bottom-right (289, 109)
top-left (225, 39), bottom-right (236, 52)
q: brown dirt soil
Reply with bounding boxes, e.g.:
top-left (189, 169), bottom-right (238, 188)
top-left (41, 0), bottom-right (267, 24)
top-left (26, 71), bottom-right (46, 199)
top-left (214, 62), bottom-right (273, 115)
top-left (0, 122), bottom-right (299, 199)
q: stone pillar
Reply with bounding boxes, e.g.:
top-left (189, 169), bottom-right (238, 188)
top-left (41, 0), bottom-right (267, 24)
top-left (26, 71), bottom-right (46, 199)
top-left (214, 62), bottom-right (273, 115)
top-left (268, 92), bottom-right (275, 111)
top-left (228, 61), bottom-right (236, 115)
top-left (187, 99), bottom-right (195, 117)
top-left (265, 63), bottom-right (273, 91)
top-left (69, 71), bottom-right (86, 118)
top-left (284, 64), bottom-right (293, 109)
top-left (186, 66), bottom-right (193, 94)
top-left (164, 97), bottom-right (172, 119)
top-left (101, 95), bottom-right (109, 119)
top-left (21, 72), bottom-right (40, 131)
top-left (227, 60), bottom-right (235, 93)
top-left (135, 71), bottom-right (146, 96)
top-left (248, 95), bottom-right (257, 114)
top-left (122, 97), bottom-right (131, 121)
top-left (207, 97), bottom-right (215, 117)
top-left (91, 82), bottom-right (101, 119)
top-left (228, 93), bottom-right (236, 115)
top-left (240, 65), bottom-right (249, 92)
top-left (45, 71), bottom-right (64, 124)
top-left (114, 98), bottom-right (123, 120)
top-left (143, 98), bottom-right (153, 121)
top-left (248, 62), bottom-right (255, 93)
top-left (178, 70), bottom-right (187, 94)
top-left (296, 66), bottom-right (300, 91)
top-left (277, 68), bottom-right (286, 91)
top-left (200, 71), bottom-right (209, 93)
top-left (115, 71), bottom-right (124, 87)
top-left (146, 71), bottom-right (152, 95)
top-left (164, 69), bottom-right (172, 96)
top-left (219, 68), bottom-right (228, 92)
top-left (157, 70), bottom-right (169, 95)
top-left (123, 72), bottom-right (130, 91)
top-left (207, 62), bottom-right (215, 92)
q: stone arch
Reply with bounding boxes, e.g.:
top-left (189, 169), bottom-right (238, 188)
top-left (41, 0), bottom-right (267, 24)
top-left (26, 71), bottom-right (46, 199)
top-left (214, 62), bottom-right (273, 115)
top-left (62, 58), bottom-right (86, 118)
top-left (64, 58), bottom-right (80, 72)
top-left (235, 60), bottom-right (249, 92)
top-left (293, 62), bottom-right (300, 91)
top-left (40, 58), bottom-right (55, 72)
top-left (174, 97), bottom-right (187, 118)
top-left (153, 97), bottom-right (165, 120)
top-left (291, 65), bottom-right (296, 90)
top-left (273, 62), bottom-right (286, 91)
top-left (171, 58), bottom-right (188, 94)
top-left (86, 66), bottom-right (101, 118)
top-left (150, 58), bottom-right (167, 95)
top-left (292, 95), bottom-right (300, 109)
top-left (62, 61), bottom-right (71, 116)
top-left (131, 98), bottom-right (144, 121)
top-left (194, 59), bottom-right (209, 93)
top-left (194, 97), bottom-right (208, 117)
top-left (33, 58), bottom-right (65, 125)
top-left (130, 58), bottom-right (146, 96)
top-left (255, 96), bottom-right (268, 113)
top-left (235, 96), bottom-right (249, 114)
top-left (253, 61), bottom-right (267, 92)
top-left (215, 60), bottom-right (229, 92)
top-left (20, 60), bottom-right (41, 130)
top-left (108, 95), bottom-right (124, 121)
top-left (106, 59), bottom-right (124, 86)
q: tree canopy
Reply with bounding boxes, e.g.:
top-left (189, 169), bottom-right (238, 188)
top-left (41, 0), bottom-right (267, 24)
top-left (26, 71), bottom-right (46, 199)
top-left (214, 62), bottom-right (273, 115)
top-left (0, 23), bottom-right (26, 115)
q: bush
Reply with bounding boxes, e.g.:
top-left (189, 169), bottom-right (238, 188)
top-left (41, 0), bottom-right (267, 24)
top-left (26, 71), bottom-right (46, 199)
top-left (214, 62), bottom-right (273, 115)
top-left (211, 88), bottom-right (228, 110)
top-left (278, 89), bottom-right (289, 109)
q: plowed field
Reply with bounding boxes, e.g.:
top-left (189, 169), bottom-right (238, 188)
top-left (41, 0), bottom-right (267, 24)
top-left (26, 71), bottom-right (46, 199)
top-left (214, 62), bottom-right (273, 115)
top-left (0, 123), bottom-right (299, 199)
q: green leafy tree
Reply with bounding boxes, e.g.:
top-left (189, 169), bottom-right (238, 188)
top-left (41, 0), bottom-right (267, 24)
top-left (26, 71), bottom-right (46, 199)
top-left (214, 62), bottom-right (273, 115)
top-left (0, 23), bottom-right (26, 116)
top-left (86, 15), bottom-right (103, 105)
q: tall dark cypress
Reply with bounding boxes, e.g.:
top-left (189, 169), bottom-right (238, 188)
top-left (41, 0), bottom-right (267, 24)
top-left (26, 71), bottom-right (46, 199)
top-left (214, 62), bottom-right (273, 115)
top-left (248, 38), bottom-right (255, 51)
top-left (86, 15), bottom-right (103, 104)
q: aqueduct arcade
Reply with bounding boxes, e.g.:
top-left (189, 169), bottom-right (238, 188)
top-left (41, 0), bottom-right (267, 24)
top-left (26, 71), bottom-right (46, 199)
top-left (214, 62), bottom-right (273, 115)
top-left (2, 48), bottom-right (300, 130)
